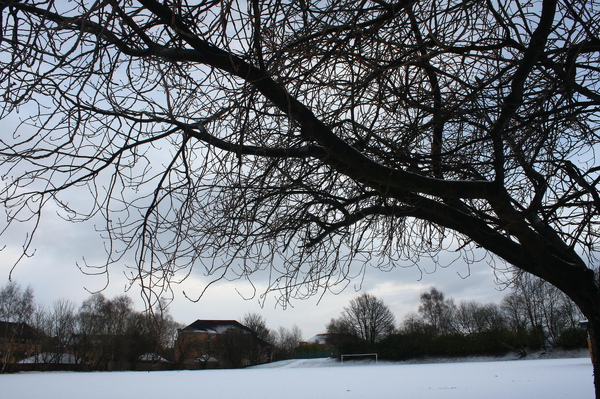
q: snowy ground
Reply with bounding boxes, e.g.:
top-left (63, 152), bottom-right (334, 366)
top-left (2, 355), bottom-right (594, 399)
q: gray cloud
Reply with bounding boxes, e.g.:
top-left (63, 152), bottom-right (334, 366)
top-left (1, 208), bottom-right (511, 340)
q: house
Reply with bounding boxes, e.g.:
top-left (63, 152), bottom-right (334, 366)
top-left (0, 321), bottom-right (45, 367)
top-left (175, 320), bottom-right (272, 369)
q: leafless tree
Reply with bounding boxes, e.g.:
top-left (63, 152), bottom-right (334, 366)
top-left (151, 301), bottom-right (183, 351)
top-left (334, 293), bottom-right (396, 344)
top-left (0, 282), bottom-right (37, 370)
top-left (241, 312), bottom-right (273, 365)
top-left (326, 316), bottom-right (354, 336)
top-left (0, 282), bottom-right (35, 324)
top-left (401, 312), bottom-right (430, 335)
top-left (75, 293), bottom-right (142, 368)
top-left (43, 299), bottom-right (78, 362)
top-left (503, 272), bottom-right (584, 347)
top-left (325, 315), bottom-right (359, 348)
top-left (455, 301), bottom-right (506, 335)
top-left (274, 325), bottom-right (302, 359)
top-left (1, 0), bottom-right (600, 394)
top-left (242, 312), bottom-right (273, 343)
top-left (418, 287), bottom-right (456, 336)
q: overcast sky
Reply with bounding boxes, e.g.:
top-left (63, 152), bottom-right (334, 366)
top-left (1, 204), bottom-right (512, 339)
top-left (0, 111), bottom-right (513, 341)
top-left (0, 47), bottom-right (513, 342)
top-left (0, 117), bottom-right (512, 340)
top-left (0, 4), bottom-right (519, 341)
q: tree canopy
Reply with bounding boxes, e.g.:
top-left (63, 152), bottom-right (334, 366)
top-left (329, 293), bottom-right (396, 344)
top-left (1, 0), bottom-right (600, 393)
top-left (418, 287), bottom-right (456, 336)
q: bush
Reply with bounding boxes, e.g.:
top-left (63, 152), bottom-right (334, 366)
top-left (466, 328), bottom-right (522, 355)
top-left (430, 334), bottom-right (468, 357)
top-left (376, 328), bottom-right (524, 361)
top-left (376, 333), bottom-right (432, 360)
top-left (559, 328), bottom-right (588, 349)
top-left (336, 340), bottom-right (374, 357)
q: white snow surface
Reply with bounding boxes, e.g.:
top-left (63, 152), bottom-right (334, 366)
top-left (2, 356), bottom-right (594, 399)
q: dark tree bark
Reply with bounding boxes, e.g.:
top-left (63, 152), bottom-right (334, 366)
top-left (1, 0), bottom-right (599, 395)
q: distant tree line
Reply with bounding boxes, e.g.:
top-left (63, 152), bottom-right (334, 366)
top-left (0, 282), bottom-right (181, 371)
top-left (0, 282), bottom-right (305, 371)
top-left (327, 276), bottom-right (588, 360)
top-left (3, 275), bottom-right (588, 368)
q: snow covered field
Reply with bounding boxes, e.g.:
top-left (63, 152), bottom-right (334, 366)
top-left (2, 356), bottom-right (594, 399)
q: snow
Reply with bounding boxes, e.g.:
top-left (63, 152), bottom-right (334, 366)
top-left (137, 353), bottom-right (170, 363)
top-left (17, 352), bottom-right (79, 364)
top-left (2, 356), bottom-right (594, 399)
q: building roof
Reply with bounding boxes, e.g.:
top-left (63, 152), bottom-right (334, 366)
top-left (306, 334), bottom-right (329, 345)
top-left (181, 320), bottom-right (254, 335)
top-left (0, 321), bottom-right (44, 340)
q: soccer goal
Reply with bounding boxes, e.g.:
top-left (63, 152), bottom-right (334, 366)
top-left (340, 353), bottom-right (378, 364)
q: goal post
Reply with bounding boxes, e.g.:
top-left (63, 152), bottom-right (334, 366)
top-left (340, 353), bottom-right (378, 364)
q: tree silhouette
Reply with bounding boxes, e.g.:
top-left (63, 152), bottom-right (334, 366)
top-left (418, 287), bottom-right (456, 336)
top-left (1, 0), bottom-right (600, 394)
top-left (334, 293), bottom-right (396, 344)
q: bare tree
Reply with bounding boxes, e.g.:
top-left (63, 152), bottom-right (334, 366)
top-left (401, 312), bottom-right (430, 335)
top-left (1, 0), bottom-right (600, 394)
top-left (503, 273), bottom-right (584, 347)
top-left (418, 287), bottom-right (456, 336)
top-left (151, 302), bottom-right (184, 352)
top-left (75, 293), bottom-right (140, 369)
top-left (334, 293), bottom-right (396, 344)
top-left (0, 282), bottom-right (38, 369)
top-left (274, 325), bottom-right (302, 359)
top-left (325, 316), bottom-right (359, 348)
top-left (456, 301), bottom-right (506, 336)
top-left (218, 328), bottom-right (256, 368)
top-left (44, 299), bottom-right (78, 362)
top-left (241, 312), bottom-right (274, 365)
top-left (242, 312), bottom-right (273, 344)
top-left (326, 316), bottom-right (354, 336)
top-left (0, 282), bottom-right (35, 324)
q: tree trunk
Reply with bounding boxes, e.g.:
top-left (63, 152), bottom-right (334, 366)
top-left (553, 280), bottom-right (599, 398)
top-left (566, 281), bottom-right (600, 399)
top-left (512, 248), bottom-right (600, 398)
top-left (588, 316), bottom-right (600, 399)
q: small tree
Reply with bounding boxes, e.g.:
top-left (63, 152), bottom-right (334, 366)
top-left (242, 312), bottom-right (273, 344)
top-left (418, 288), bottom-right (456, 336)
top-left (43, 299), bottom-right (77, 362)
top-left (326, 316), bottom-right (354, 336)
top-left (502, 273), bottom-right (583, 348)
top-left (74, 293), bottom-right (145, 369)
top-left (0, 282), bottom-right (35, 324)
top-left (274, 325), bottom-right (302, 360)
top-left (0, 282), bottom-right (38, 369)
top-left (151, 305), bottom-right (183, 354)
top-left (401, 312), bottom-right (431, 336)
top-left (241, 312), bottom-right (273, 365)
top-left (455, 301), bottom-right (505, 335)
top-left (335, 293), bottom-right (396, 345)
top-left (219, 329), bottom-right (255, 368)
